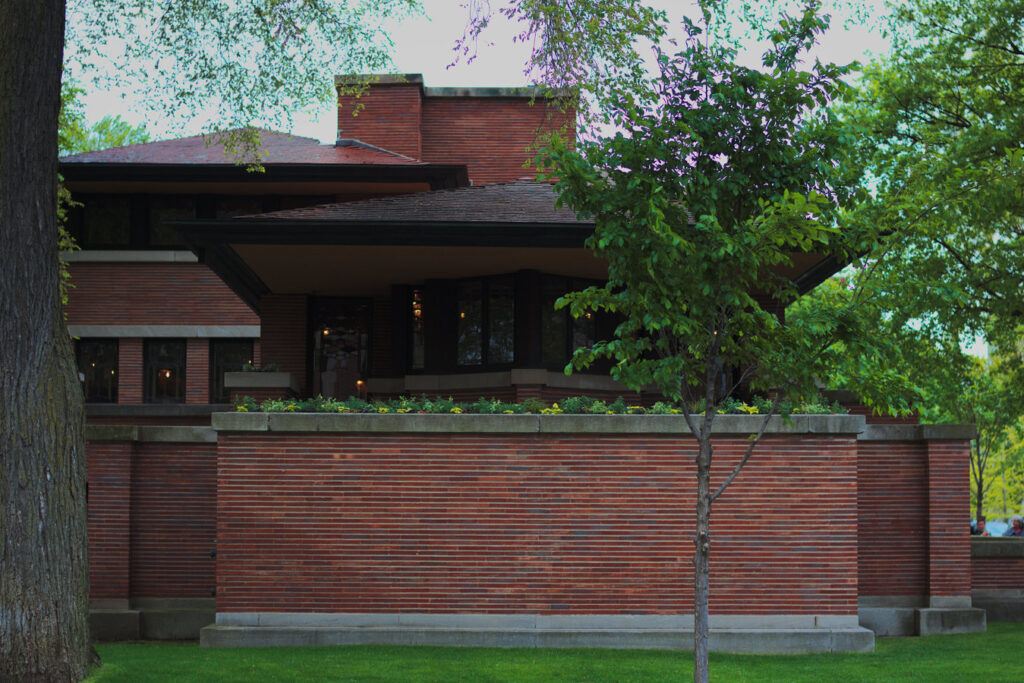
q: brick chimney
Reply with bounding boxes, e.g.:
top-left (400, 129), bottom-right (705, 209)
top-left (336, 74), bottom-right (424, 160)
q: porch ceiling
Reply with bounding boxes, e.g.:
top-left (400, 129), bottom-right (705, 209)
top-left (231, 244), bottom-right (608, 296)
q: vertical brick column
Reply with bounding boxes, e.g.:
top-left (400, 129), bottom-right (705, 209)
top-left (252, 340), bottom-right (262, 367)
top-left (927, 438), bottom-right (972, 606)
top-left (186, 338), bottom-right (210, 404)
top-left (118, 338), bottom-right (143, 404)
top-left (259, 295), bottom-right (308, 396)
top-left (87, 437), bottom-right (134, 605)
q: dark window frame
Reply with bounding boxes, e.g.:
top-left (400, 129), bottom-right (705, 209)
top-left (454, 274), bottom-right (516, 370)
top-left (209, 339), bottom-right (255, 404)
top-left (143, 338), bottom-right (187, 404)
top-left (75, 338), bottom-right (119, 403)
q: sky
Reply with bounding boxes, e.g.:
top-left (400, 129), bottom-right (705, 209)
top-left (77, 0), bottom-right (893, 144)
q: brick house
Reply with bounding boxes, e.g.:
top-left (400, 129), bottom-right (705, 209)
top-left (65, 75), bottom-right (1002, 650)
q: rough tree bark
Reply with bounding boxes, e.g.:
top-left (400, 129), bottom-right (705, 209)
top-left (0, 0), bottom-right (93, 680)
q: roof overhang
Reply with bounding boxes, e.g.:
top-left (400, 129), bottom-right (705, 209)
top-left (176, 219), bottom-right (600, 311)
top-left (176, 218), bottom-right (842, 313)
top-left (59, 162), bottom-right (469, 194)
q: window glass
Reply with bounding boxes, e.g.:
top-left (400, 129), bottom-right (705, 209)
top-left (541, 276), bottom-right (568, 366)
top-left (76, 339), bottom-right (118, 403)
top-left (82, 196), bottom-right (131, 247)
top-left (149, 197), bottom-right (194, 247)
top-left (410, 288), bottom-right (425, 370)
top-left (311, 298), bottom-right (371, 399)
top-left (209, 340), bottom-right (254, 403)
top-left (488, 277), bottom-right (515, 364)
top-left (144, 340), bottom-right (186, 403)
top-left (456, 280), bottom-right (483, 366)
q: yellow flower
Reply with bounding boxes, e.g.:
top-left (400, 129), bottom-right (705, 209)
top-left (450, 407), bottom-right (463, 414)
top-left (378, 406), bottom-right (390, 413)
top-left (237, 406), bottom-right (248, 412)
top-left (503, 410), bottom-right (515, 414)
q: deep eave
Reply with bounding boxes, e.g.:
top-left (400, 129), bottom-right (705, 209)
top-left (59, 162), bottom-right (469, 190)
top-left (175, 218), bottom-right (599, 312)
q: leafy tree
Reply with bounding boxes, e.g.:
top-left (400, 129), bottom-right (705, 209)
top-left (540, 3), bottom-right (862, 680)
top-left (841, 0), bottom-right (1024, 352)
top-left (455, 0), bottom-right (666, 114)
top-left (798, 267), bottom-right (1024, 520)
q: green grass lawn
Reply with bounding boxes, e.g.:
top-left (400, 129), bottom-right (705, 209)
top-left (87, 622), bottom-right (1024, 682)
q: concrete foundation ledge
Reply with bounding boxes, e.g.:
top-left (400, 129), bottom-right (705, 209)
top-left (89, 609), bottom-right (140, 641)
top-left (200, 615), bottom-right (873, 653)
top-left (90, 599), bottom-right (215, 641)
top-left (917, 608), bottom-right (986, 636)
top-left (859, 607), bottom-right (919, 637)
top-left (859, 604), bottom-right (987, 637)
top-left (199, 625), bottom-right (874, 653)
top-left (972, 591), bottom-right (1024, 622)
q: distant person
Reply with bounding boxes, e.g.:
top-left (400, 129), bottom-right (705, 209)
top-left (1003, 515), bottom-right (1024, 537)
top-left (972, 517), bottom-right (991, 536)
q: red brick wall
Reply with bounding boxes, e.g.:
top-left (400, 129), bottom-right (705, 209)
top-left (129, 442), bottom-right (217, 599)
top-left (928, 439), bottom-right (972, 597)
top-left (337, 83), bottom-right (422, 159)
top-left (186, 339), bottom-right (210, 405)
top-left (857, 440), bottom-right (929, 597)
top-left (259, 295), bottom-right (308, 396)
top-left (421, 97), bottom-right (574, 185)
top-left (118, 339), bottom-right (143, 404)
top-left (215, 433), bottom-right (858, 615)
top-left (66, 263), bottom-right (258, 327)
top-left (87, 441), bottom-right (133, 601)
top-left (972, 556), bottom-right (1024, 590)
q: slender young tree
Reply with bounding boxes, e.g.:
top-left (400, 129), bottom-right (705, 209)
top-left (541, 4), bottom-right (862, 680)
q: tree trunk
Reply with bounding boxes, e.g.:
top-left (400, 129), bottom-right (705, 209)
top-left (0, 0), bottom-right (93, 680)
top-left (693, 430), bottom-right (712, 683)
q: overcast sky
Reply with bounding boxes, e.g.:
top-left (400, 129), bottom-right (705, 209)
top-left (76, 0), bottom-right (892, 143)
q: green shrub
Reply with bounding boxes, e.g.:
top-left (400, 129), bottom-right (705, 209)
top-left (235, 392), bottom-right (848, 415)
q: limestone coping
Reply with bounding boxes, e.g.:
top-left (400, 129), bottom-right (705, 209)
top-left (971, 537), bottom-right (1024, 558)
top-left (212, 412), bottom-right (867, 435)
top-left (224, 371), bottom-right (299, 392)
top-left (859, 423), bottom-right (977, 441)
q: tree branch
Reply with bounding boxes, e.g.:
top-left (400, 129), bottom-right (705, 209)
top-left (709, 396), bottom-right (779, 502)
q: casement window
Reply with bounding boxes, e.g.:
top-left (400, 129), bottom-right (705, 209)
top-left (540, 275), bottom-right (597, 368)
top-left (144, 339), bottom-right (186, 403)
top-left (456, 276), bottom-right (515, 367)
top-left (75, 338), bottom-right (118, 403)
top-left (209, 340), bottom-right (254, 403)
top-left (403, 272), bottom-right (606, 374)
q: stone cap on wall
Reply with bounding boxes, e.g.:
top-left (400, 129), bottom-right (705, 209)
top-left (971, 537), bottom-right (1024, 558)
top-left (224, 371), bottom-right (300, 392)
top-left (212, 412), bottom-right (867, 435)
top-left (859, 424), bottom-right (977, 441)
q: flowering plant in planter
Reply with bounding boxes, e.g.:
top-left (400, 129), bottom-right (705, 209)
top-left (234, 393), bottom-right (845, 415)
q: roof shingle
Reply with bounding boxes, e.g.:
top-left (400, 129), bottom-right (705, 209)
top-left (59, 128), bottom-right (422, 166)
top-left (240, 179), bottom-right (587, 224)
